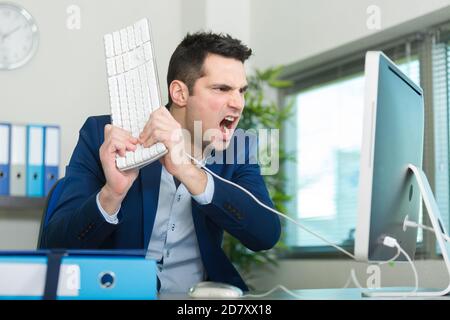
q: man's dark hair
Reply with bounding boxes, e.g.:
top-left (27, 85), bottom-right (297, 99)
top-left (166, 32), bottom-right (252, 108)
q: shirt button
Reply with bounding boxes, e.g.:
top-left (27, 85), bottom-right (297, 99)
top-left (171, 224), bottom-right (175, 231)
top-left (166, 250), bottom-right (170, 257)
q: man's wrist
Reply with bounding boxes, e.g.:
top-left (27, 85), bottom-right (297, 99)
top-left (99, 185), bottom-right (124, 215)
top-left (176, 163), bottom-right (207, 195)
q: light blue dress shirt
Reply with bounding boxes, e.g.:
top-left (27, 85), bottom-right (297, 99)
top-left (96, 167), bottom-right (214, 293)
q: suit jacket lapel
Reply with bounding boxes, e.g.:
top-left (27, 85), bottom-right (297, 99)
top-left (140, 161), bottom-right (162, 249)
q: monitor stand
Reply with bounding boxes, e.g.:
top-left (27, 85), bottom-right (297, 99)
top-left (363, 164), bottom-right (450, 298)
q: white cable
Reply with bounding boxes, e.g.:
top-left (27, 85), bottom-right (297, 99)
top-left (342, 269), bottom-right (365, 289)
top-left (185, 152), bottom-right (356, 260)
top-left (404, 218), bottom-right (450, 243)
top-left (397, 245), bottom-right (419, 295)
top-left (378, 248), bottom-right (401, 266)
top-left (383, 236), bottom-right (418, 295)
top-left (241, 284), bottom-right (303, 299)
top-left (343, 248), bottom-right (400, 289)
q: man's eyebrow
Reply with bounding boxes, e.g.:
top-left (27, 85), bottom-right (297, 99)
top-left (211, 84), bottom-right (232, 89)
top-left (240, 85), bottom-right (249, 92)
top-left (211, 84), bottom-right (249, 91)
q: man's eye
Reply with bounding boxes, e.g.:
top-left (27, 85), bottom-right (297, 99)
top-left (214, 87), bottom-right (228, 92)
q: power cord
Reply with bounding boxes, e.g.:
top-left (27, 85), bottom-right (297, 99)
top-left (343, 247), bottom-right (401, 289)
top-left (403, 216), bottom-right (450, 243)
top-left (186, 153), bottom-right (355, 260)
top-left (382, 236), bottom-right (418, 295)
top-left (241, 284), bottom-right (304, 299)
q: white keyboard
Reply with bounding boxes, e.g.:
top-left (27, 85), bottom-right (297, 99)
top-left (103, 18), bottom-right (167, 171)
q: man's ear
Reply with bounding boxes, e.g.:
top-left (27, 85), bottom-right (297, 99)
top-left (169, 80), bottom-right (189, 107)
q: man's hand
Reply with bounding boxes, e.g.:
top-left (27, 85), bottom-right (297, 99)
top-left (98, 124), bottom-right (139, 214)
top-left (139, 107), bottom-right (208, 195)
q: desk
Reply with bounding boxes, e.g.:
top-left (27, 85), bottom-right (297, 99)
top-left (159, 287), bottom-right (450, 300)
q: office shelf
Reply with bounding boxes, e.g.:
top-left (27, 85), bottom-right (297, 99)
top-left (0, 196), bottom-right (46, 210)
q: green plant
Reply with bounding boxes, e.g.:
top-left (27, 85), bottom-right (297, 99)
top-left (222, 66), bottom-right (294, 284)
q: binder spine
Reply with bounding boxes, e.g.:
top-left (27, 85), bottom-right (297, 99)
top-left (44, 126), bottom-right (60, 196)
top-left (10, 125), bottom-right (26, 196)
top-left (26, 125), bottom-right (45, 197)
top-left (0, 123), bottom-right (11, 196)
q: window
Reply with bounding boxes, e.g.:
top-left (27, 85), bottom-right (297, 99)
top-left (282, 35), bottom-right (438, 254)
top-left (432, 34), bottom-right (450, 241)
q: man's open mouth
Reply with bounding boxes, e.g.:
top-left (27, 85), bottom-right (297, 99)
top-left (219, 115), bottom-right (238, 140)
top-left (220, 115), bottom-right (237, 129)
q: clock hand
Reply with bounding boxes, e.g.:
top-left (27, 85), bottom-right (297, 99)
top-left (2, 24), bottom-right (23, 41)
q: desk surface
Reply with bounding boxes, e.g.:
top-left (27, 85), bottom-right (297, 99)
top-left (159, 287), bottom-right (450, 300)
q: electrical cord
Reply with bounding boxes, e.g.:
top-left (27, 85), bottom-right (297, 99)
top-left (403, 217), bottom-right (450, 243)
top-left (241, 284), bottom-right (304, 299)
top-left (186, 153), bottom-right (356, 260)
top-left (343, 248), bottom-right (400, 289)
top-left (382, 236), bottom-right (418, 295)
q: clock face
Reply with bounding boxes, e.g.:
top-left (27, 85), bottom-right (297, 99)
top-left (0, 3), bottom-right (39, 70)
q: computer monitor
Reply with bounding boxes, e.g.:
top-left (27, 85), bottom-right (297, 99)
top-left (354, 51), bottom-right (424, 262)
top-left (354, 51), bottom-right (450, 297)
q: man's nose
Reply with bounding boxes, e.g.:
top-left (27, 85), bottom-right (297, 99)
top-left (229, 90), bottom-right (245, 110)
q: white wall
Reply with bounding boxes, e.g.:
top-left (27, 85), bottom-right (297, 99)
top-left (0, 0), bottom-right (183, 249)
top-left (250, 0), bottom-right (450, 69)
top-left (0, 0), bottom-right (182, 176)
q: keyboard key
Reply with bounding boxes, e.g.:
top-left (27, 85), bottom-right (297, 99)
top-left (129, 49), bottom-right (137, 69)
top-left (134, 22), bottom-right (143, 46)
top-left (117, 75), bottom-right (126, 97)
top-left (123, 53), bottom-right (131, 71)
top-left (106, 58), bottom-right (116, 76)
top-left (146, 62), bottom-right (160, 107)
top-left (127, 26), bottom-right (136, 49)
top-left (136, 46), bottom-right (145, 65)
top-left (149, 144), bottom-right (158, 157)
top-left (140, 19), bottom-right (151, 42)
top-left (125, 151), bottom-right (135, 166)
top-left (116, 156), bottom-right (127, 169)
top-left (104, 34), bottom-right (115, 58)
top-left (120, 29), bottom-right (129, 52)
top-left (108, 77), bottom-right (118, 97)
top-left (142, 147), bottom-right (151, 160)
top-left (156, 142), bottom-right (166, 153)
top-left (115, 56), bottom-right (124, 74)
top-left (143, 42), bottom-right (153, 61)
top-left (113, 31), bottom-right (122, 55)
top-left (125, 72), bottom-right (135, 104)
top-left (134, 146), bottom-right (143, 162)
top-left (111, 113), bottom-right (119, 124)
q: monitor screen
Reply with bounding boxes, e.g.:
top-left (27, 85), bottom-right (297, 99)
top-left (355, 51), bottom-right (424, 262)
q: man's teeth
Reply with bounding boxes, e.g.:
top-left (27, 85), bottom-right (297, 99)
top-left (225, 116), bottom-right (235, 122)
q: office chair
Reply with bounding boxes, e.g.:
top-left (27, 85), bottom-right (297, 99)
top-left (37, 177), bottom-right (66, 249)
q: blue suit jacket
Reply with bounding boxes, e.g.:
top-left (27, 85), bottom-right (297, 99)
top-left (41, 115), bottom-right (281, 291)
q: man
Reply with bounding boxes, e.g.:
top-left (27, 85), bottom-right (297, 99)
top-left (42, 32), bottom-right (281, 293)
